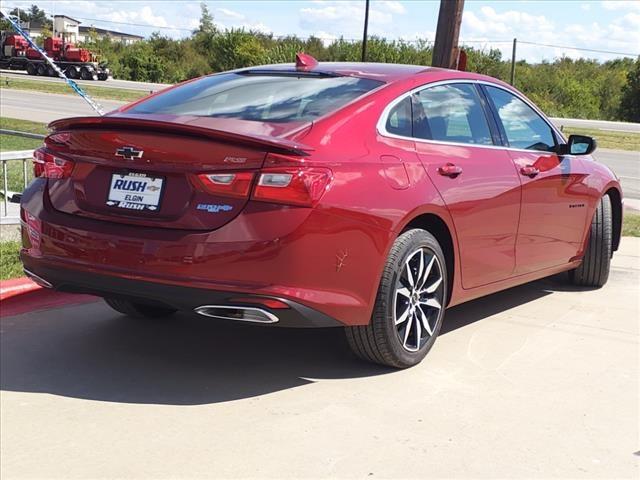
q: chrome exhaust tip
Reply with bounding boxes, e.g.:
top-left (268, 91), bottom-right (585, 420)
top-left (194, 305), bottom-right (279, 324)
top-left (23, 269), bottom-right (53, 289)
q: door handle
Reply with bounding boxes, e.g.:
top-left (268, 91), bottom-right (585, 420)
top-left (520, 165), bottom-right (540, 177)
top-left (438, 163), bottom-right (463, 178)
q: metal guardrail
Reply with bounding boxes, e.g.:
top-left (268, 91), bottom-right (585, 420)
top-left (0, 128), bottom-right (46, 139)
top-left (1, 149), bottom-right (33, 224)
top-left (1, 129), bottom-right (45, 224)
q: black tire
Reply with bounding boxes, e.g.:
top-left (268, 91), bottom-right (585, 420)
top-left (36, 64), bottom-right (46, 76)
top-left (104, 297), bottom-right (177, 319)
top-left (46, 65), bottom-right (56, 77)
top-left (65, 66), bottom-right (79, 79)
top-left (568, 195), bottom-right (612, 287)
top-left (26, 62), bottom-right (37, 75)
top-left (80, 66), bottom-right (94, 80)
top-left (345, 229), bottom-right (448, 368)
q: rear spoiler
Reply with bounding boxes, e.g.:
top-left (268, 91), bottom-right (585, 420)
top-left (48, 116), bottom-right (314, 156)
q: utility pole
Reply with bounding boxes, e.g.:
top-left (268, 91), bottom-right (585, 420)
top-left (432, 0), bottom-right (465, 69)
top-left (361, 0), bottom-right (370, 62)
top-left (52, 1), bottom-right (57, 38)
top-left (510, 38), bottom-right (517, 85)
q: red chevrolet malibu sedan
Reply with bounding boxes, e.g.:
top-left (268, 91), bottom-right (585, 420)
top-left (20, 57), bottom-right (623, 368)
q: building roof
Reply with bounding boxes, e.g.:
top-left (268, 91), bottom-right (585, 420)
top-left (78, 25), bottom-right (143, 39)
top-left (54, 14), bottom-right (82, 24)
top-left (22, 20), bottom-right (46, 30)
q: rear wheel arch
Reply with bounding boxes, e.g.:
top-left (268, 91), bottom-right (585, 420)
top-left (401, 213), bottom-right (455, 306)
top-left (605, 187), bottom-right (622, 253)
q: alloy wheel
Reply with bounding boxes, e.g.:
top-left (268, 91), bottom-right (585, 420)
top-left (393, 247), bottom-right (444, 352)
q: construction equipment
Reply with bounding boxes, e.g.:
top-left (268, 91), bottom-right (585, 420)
top-left (0, 10), bottom-right (104, 114)
top-left (0, 30), bottom-right (110, 80)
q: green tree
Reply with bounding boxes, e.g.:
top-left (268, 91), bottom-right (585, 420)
top-left (619, 58), bottom-right (640, 122)
top-left (40, 23), bottom-right (52, 39)
top-left (26, 5), bottom-right (48, 25)
top-left (1, 6), bottom-right (53, 40)
top-left (209, 29), bottom-right (267, 71)
top-left (82, 27), bottom-right (101, 48)
top-left (0, 12), bottom-right (14, 31)
top-left (118, 40), bottom-right (167, 82)
top-left (8, 7), bottom-right (28, 23)
top-left (195, 2), bottom-right (216, 35)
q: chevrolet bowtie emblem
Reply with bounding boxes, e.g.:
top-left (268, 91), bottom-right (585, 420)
top-left (115, 146), bottom-right (144, 160)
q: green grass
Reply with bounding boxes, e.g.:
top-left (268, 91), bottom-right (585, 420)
top-left (0, 155), bottom-right (35, 194)
top-left (563, 127), bottom-right (640, 152)
top-left (0, 118), bottom-right (46, 154)
top-left (0, 241), bottom-right (23, 281)
top-left (0, 75), bottom-right (147, 103)
top-left (0, 118), bottom-right (46, 195)
top-left (0, 117), bottom-right (48, 135)
top-left (1, 134), bottom-right (43, 151)
top-left (622, 212), bottom-right (640, 237)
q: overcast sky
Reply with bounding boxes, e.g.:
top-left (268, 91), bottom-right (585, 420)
top-left (2, 1), bottom-right (639, 62)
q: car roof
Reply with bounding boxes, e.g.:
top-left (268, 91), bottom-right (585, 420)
top-left (240, 62), bottom-right (449, 82)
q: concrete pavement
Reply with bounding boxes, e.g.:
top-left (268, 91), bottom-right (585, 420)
top-left (1, 238), bottom-right (638, 479)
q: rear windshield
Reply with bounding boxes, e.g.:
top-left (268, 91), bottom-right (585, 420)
top-left (127, 72), bottom-right (384, 123)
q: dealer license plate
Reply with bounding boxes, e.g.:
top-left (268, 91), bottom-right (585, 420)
top-left (106, 172), bottom-right (164, 211)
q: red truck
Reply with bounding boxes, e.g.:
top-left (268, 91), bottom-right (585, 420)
top-left (0, 31), bottom-right (110, 80)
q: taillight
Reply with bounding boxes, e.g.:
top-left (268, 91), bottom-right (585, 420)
top-left (193, 154), bottom-right (332, 207)
top-left (33, 148), bottom-right (74, 179)
top-left (194, 172), bottom-right (254, 198)
top-left (252, 168), bottom-right (332, 207)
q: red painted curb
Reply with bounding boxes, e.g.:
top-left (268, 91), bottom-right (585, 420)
top-left (1, 277), bottom-right (98, 317)
top-left (0, 277), bottom-right (41, 301)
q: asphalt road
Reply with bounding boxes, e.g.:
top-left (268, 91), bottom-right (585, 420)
top-left (0, 88), bottom-right (125, 122)
top-left (1, 238), bottom-right (638, 478)
top-left (1, 69), bottom-right (170, 93)
top-left (594, 149), bottom-right (640, 199)
top-left (1, 89), bottom-right (638, 198)
top-left (551, 117), bottom-right (640, 133)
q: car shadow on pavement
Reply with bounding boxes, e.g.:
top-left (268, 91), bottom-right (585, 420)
top-left (441, 274), bottom-right (563, 334)
top-left (1, 274), bottom-right (567, 406)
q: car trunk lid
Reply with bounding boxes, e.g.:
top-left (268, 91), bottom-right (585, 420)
top-left (44, 115), bottom-right (312, 231)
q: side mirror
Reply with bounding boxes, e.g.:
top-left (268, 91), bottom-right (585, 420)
top-left (558, 134), bottom-right (597, 156)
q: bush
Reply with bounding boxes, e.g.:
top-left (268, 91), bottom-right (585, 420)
top-left (619, 59), bottom-right (640, 122)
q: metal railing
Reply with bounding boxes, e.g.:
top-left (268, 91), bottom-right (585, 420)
top-left (1, 150), bottom-right (34, 224)
top-left (0, 128), bottom-right (46, 139)
top-left (1, 129), bottom-right (45, 225)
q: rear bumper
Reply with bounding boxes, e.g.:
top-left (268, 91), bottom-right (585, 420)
top-left (21, 259), bottom-right (342, 328)
top-left (20, 179), bottom-right (393, 326)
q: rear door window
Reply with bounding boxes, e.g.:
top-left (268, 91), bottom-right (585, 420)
top-left (484, 86), bottom-right (556, 152)
top-left (412, 83), bottom-right (494, 146)
top-left (128, 72), bottom-right (384, 123)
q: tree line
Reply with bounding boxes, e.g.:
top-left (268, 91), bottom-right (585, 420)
top-left (3, 4), bottom-right (639, 122)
